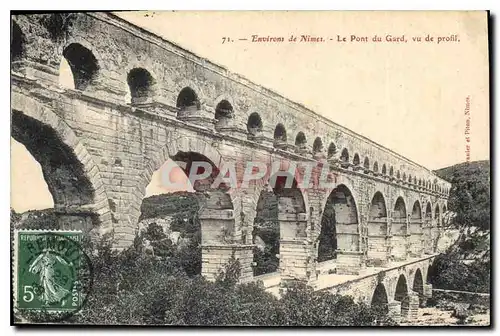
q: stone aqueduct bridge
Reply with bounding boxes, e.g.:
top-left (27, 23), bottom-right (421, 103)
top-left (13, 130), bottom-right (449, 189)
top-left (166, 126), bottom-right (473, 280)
top-left (12, 13), bottom-right (450, 318)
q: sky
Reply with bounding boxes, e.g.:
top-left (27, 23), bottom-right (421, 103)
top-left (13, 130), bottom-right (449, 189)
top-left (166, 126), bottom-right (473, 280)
top-left (11, 11), bottom-right (490, 212)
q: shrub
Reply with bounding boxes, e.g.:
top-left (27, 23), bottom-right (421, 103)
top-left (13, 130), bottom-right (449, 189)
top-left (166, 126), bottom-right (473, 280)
top-left (67, 242), bottom-right (390, 326)
top-left (428, 252), bottom-right (490, 293)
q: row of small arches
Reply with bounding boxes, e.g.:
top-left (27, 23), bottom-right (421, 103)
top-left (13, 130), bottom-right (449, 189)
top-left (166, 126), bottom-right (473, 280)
top-left (267, 121), bottom-right (449, 195)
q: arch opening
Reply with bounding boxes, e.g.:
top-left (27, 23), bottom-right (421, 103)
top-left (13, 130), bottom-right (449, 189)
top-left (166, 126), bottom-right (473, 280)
top-left (393, 198), bottom-right (407, 225)
top-left (395, 274), bottom-right (411, 317)
top-left (392, 197), bottom-right (408, 260)
top-left (141, 151), bottom-right (232, 277)
top-left (247, 112), bottom-right (263, 136)
top-left (371, 283), bottom-right (389, 315)
top-left (295, 131), bottom-right (307, 148)
top-left (11, 138), bottom-right (54, 213)
top-left (61, 43), bottom-right (99, 91)
top-left (128, 68), bottom-right (156, 104)
top-left (434, 204), bottom-right (441, 226)
top-left (353, 153), bottom-right (360, 166)
top-left (258, 172), bottom-right (306, 279)
top-left (413, 268), bottom-right (425, 307)
top-left (409, 201), bottom-right (423, 257)
top-left (214, 100), bottom-right (233, 130)
top-left (340, 148), bottom-right (349, 163)
top-left (363, 157), bottom-right (370, 171)
top-left (11, 21), bottom-right (25, 62)
top-left (382, 164), bottom-right (387, 175)
top-left (177, 87), bottom-right (200, 111)
top-left (11, 110), bottom-right (97, 231)
top-left (313, 137), bottom-right (323, 154)
top-left (368, 192), bottom-right (387, 225)
top-left (252, 189), bottom-right (279, 276)
top-left (367, 192), bottom-right (388, 264)
top-left (395, 274), bottom-right (409, 302)
top-left (425, 203), bottom-right (432, 222)
top-left (327, 143), bottom-right (337, 158)
top-left (318, 184), bottom-right (359, 263)
top-left (273, 123), bottom-right (287, 145)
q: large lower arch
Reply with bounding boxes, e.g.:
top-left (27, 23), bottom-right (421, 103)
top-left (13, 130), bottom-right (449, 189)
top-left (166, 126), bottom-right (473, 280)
top-left (264, 172), bottom-right (311, 282)
top-left (409, 200), bottom-right (423, 257)
top-left (10, 98), bottom-right (111, 236)
top-left (423, 202), bottom-right (433, 254)
top-left (391, 197), bottom-right (408, 260)
top-left (318, 184), bottom-right (360, 274)
top-left (367, 191), bottom-right (388, 265)
top-left (252, 189), bottom-right (279, 276)
top-left (141, 136), bottom-right (251, 282)
top-left (318, 185), bottom-right (359, 257)
top-left (432, 204), bottom-right (441, 252)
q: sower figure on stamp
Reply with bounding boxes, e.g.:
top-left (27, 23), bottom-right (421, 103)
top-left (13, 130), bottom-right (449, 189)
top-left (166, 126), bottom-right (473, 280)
top-left (28, 251), bottom-right (71, 306)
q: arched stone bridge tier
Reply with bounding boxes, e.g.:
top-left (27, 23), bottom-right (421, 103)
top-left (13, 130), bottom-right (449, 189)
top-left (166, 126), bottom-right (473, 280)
top-left (314, 255), bottom-right (436, 322)
top-left (11, 13), bottom-right (450, 284)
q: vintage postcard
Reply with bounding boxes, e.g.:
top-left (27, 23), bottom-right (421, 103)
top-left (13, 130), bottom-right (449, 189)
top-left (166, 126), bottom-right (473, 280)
top-left (10, 11), bottom-right (490, 326)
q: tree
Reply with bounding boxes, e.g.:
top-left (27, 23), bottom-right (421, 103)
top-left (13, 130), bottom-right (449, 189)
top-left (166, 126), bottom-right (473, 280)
top-left (435, 161), bottom-right (490, 232)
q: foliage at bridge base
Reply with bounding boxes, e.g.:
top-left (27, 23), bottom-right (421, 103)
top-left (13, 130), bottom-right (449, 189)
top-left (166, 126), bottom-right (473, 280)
top-left (68, 239), bottom-right (395, 326)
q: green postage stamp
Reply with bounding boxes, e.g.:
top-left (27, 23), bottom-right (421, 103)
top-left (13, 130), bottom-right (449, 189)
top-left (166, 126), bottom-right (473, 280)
top-left (14, 230), bottom-right (87, 313)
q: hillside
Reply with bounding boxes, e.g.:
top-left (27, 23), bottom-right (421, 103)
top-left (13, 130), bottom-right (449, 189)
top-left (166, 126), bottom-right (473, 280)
top-left (433, 160), bottom-right (490, 232)
top-left (139, 191), bottom-right (199, 221)
top-left (434, 160), bottom-right (490, 184)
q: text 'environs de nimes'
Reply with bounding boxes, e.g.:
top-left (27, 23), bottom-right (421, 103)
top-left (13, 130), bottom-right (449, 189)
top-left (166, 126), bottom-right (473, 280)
top-left (220, 34), bottom-right (460, 44)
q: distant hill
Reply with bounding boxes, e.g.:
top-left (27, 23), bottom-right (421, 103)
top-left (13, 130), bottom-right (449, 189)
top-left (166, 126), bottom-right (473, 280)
top-left (434, 160), bottom-right (490, 184)
top-left (434, 160), bottom-right (490, 231)
top-left (139, 191), bottom-right (199, 221)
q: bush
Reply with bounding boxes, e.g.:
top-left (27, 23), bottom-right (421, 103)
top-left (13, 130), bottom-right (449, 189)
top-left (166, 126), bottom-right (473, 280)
top-left (252, 225), bottom-right (280, 276)
top-left (67, 242), bottom-right (391, 326)
top-left (428, 252), bottom-right (490, 293)
top-left (139, 221), bottom-right (202, 276)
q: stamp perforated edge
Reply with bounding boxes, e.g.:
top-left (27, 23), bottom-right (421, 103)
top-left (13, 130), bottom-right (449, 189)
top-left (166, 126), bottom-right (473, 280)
top-left (12, 229), bottom-right (84, 315)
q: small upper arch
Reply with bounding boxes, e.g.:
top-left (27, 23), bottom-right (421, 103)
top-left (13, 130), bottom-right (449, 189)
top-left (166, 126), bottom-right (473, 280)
top-left (340, 148), bottom-right (349, 163)
top-left (247, 112), bottom-right (263, 136)
top-left (214, 99), bottom-right (234, 129)
top-left (353, 153), bottom-right (360, 166)
top-left (363, 157), bottom-right (370, 170)
top-left (327, 142), bottom-right (337, 158)
top-left (273, 123), bottom-right (287, 144)
top-left (295, 131), bottom-right (307, 148)
top-left (61, 43), bottom-right (100, 91)
top-left (177, 86), bottom-right (201, 110)
top-left (313, 137), bottom-right (324, 153)
top-left (127, 67), bottom-right (156, 104)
